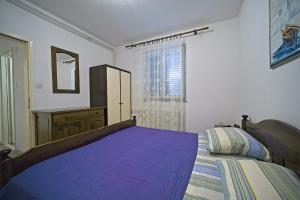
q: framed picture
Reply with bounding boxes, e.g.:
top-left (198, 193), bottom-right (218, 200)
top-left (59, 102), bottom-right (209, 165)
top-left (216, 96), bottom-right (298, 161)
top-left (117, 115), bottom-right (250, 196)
top-left (269, 0), bottom-right (300, 68)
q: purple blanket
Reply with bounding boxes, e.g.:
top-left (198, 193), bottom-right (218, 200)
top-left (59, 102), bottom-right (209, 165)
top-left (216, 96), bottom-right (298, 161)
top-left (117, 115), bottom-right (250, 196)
top-left (0, 126), bottom-right (198, 200)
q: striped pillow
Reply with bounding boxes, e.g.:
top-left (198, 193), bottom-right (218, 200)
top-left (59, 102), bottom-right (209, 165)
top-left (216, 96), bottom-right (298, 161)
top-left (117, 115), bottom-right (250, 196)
top-left (216, 159), bottom-right (300, 200)
top-left (207, 127), bottom-right (271, 161)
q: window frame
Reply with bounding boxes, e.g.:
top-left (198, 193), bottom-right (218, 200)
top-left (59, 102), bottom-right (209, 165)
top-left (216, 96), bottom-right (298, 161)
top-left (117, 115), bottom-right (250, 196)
top-left (144, 43), bottom-right (186, 102)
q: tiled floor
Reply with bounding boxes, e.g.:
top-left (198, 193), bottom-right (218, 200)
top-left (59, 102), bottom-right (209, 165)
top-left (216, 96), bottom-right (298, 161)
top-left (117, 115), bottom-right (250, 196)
top-left (0, 144), bottom-right (23, 158)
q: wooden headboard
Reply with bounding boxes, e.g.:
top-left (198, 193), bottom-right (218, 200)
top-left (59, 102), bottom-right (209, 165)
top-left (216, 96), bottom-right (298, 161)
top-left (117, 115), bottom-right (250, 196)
top-left (241, 115), bottom-right (300, 177)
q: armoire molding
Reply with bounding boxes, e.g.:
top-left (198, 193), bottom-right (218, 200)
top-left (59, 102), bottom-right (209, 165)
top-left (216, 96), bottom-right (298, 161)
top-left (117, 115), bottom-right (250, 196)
top-left (6, 0), bottom-right (115, 51)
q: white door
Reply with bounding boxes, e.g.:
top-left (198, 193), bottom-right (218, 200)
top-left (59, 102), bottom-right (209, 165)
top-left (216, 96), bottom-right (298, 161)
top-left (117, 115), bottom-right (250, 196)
top-left (120, 71), bottom-right (131, 121)
top-left (107, 67), bottom-right (121, 125)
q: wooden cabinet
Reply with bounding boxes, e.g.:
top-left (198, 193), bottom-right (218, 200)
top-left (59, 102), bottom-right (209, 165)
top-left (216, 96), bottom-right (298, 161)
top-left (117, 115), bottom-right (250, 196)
top-left (90, 65), bottom-right (131, 125)
top-left (33, 107), bottom-right (105, 146)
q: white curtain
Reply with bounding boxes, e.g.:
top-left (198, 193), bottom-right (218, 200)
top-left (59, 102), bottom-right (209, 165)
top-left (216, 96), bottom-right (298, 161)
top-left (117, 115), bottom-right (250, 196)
top-left (132, 40), bottom-right (186, 131)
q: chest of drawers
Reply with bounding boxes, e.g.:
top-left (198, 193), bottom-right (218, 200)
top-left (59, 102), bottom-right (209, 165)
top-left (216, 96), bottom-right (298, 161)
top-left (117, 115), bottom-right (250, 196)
top-left (33, 107), bottom-right (106, 145)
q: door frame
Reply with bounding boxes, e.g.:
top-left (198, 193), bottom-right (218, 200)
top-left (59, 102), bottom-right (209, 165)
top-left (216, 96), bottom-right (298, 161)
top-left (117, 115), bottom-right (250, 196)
top-left (0, 32), bottom-right (34, 151)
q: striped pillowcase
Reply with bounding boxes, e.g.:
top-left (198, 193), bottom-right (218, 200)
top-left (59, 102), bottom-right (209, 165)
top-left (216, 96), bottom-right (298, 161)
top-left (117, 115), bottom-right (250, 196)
top-left (216, 159), bottom-right (300, 200)
top-left (206, 127), bottom-right (271, 161)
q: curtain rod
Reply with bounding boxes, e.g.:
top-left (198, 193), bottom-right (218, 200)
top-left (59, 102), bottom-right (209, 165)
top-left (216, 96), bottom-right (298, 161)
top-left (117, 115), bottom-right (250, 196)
top-left (125, 26), bottom-right (209, 49)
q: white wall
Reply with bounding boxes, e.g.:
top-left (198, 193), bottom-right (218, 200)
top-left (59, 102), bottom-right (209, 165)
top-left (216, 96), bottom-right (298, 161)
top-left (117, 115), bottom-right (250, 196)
top-left (0, 1), bottom-right (114, 110)
top-left (238, 0), bottom-right (300, 128)
top-left (115, 18), bottom-right (240, 132)
top-left (185, 19), bottom-right (240, 132)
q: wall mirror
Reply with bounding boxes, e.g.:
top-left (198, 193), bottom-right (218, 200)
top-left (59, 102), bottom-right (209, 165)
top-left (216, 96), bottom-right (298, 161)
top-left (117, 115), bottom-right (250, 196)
top-left (51, 46), bottom-right (80, 93)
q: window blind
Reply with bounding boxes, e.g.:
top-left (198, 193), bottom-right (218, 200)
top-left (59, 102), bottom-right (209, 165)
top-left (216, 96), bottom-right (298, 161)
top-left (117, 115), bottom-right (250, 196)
top-left (145, 43), bottom-right (186, 99)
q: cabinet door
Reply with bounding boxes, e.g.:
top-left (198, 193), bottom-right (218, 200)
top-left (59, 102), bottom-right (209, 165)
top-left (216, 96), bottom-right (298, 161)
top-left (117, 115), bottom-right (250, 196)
top-left (83, 117), bottom-right (103, 130)
top-left (107, 67), bottom-right (121, 125)
top-left (53, 123), bottom-right (69, 140)
top-left (120, 71), bottom-right (131, 121)
top-left (92, 117), bottom-right (105, 129)
top-left (53, 121), bottom-right (81, 140)
top-left (68, 121), bottom-right (81, 136)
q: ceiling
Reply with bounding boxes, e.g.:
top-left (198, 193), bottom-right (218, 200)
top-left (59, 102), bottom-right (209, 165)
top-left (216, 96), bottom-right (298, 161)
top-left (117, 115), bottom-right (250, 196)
top-left (26, 0), bottom-right (243, 47)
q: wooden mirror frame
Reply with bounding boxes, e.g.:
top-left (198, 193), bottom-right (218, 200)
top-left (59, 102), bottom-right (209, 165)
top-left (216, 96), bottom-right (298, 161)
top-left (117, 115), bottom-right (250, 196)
top-left (51, 46), bottom-right (80, 93)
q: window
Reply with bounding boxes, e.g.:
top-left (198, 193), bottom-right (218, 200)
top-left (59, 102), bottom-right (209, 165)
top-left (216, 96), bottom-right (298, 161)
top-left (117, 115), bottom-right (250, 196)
top-left (145, 43), bottom-right (186, 100)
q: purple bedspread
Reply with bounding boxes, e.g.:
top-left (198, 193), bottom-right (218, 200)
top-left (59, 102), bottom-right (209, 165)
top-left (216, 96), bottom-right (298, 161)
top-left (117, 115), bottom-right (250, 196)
top-left (0, 126), bottom-right (198, 200)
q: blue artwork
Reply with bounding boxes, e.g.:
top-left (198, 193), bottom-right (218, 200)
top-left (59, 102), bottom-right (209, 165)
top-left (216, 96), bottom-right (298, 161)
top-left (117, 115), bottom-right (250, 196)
top-left (270, 0), bottom-right (300, 68)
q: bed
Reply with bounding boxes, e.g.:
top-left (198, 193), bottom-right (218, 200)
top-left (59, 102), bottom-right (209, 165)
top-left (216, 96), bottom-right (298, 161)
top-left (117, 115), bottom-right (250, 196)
top-left (0, 115), bottom-right (299, 200)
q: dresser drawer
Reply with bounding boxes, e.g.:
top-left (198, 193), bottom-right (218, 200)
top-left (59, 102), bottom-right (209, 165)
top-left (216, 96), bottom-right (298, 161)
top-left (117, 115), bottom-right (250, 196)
top-left (34, 107), bottom-right (106, 146)
top-left (91, 109), bottom-right (105, 117)
top-left (53, 109), bottom-right (104, 123)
